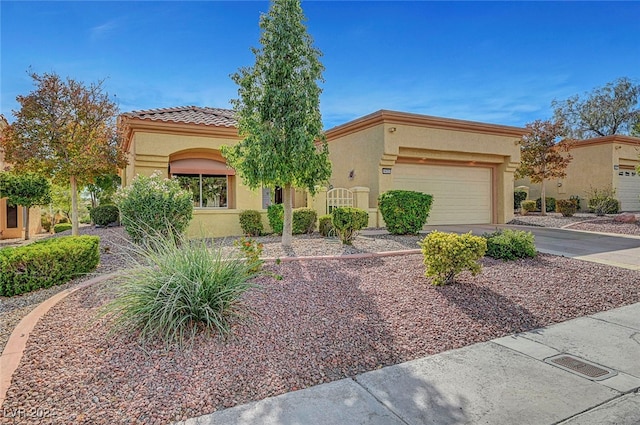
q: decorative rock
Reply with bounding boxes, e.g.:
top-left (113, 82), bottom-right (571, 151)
top-left (614, 213), bottom-right (637, 223)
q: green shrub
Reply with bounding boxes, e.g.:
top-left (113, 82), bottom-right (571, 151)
top-left (90, 204), bottom-right (120, 226)
top-left (58, 217), bottom-right (69, 224)
top-left (483, 229), bottom-right (536, 261)
top-left (378, 190), bottom-right (433, 235)
top-left (556, 199), bottom-right (578, 217)
top-left (53, 223), bottom-right (72, 233)
top-left (520, 200), bottom-right (536, 214)
top-left (292, 207), bottom-right (317, 235)
top-left (536, 197), bottom-right (556, 213)
top-left (587, 187), bottom-right (620, 215)
top-left (103, 234), bottom-right (256, 347)
top-left (419, 231), bottom-right (486, 286)
top-left (318, 214), bottom-right (333, 237)
top-left (514, 191), bottom-right (528, 210)
top-left (570, 195), bottom-right (581, 211)
top-left (331, 207), bottom-right (368, 245)
top-left (0, 236), bottom-right (100, 296)
top-left (114, 172), bottom-right (193, 244)
top-left (239, 210), bottom-right (264, 236)
top-left (267, 204), bottom-right (284, 234)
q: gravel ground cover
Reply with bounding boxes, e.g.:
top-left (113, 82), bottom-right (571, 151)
top-left (2, 244), bottom-right (640, 423)
top-left (1, 216), bottom-right (639, 424)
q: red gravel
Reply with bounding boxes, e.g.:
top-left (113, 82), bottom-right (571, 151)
top-left (2, 253), bottom-right (640, 424)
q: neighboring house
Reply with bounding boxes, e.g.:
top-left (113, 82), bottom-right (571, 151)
top-left (119, 107), bottom-right (526, 236)
top-left (325, 110), bottom-right (525, 226)
top-left (0, 115), bottom-right (42, 240)
top-left (516, 135), bottom-right (640, 212)
top-left (118, 107), bottom-right (306, 238)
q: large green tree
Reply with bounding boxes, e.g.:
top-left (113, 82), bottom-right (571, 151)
top-left (516, 119), bottom-right (572, 216)
top-left (222, 0), bottom-right (331, 247)
top-left (552, 77), bottom-right (640, 139)
top-left (0, 172), bottom-right (51, 240)
top-left (0, 72), bottom-right (127, 236)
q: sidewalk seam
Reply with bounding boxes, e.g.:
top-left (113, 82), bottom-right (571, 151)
top-left (351, 376), bottom-right (411, 425)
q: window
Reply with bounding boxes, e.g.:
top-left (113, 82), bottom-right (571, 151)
top-left (175, 174), bottom-right (228, 208)
top-left (6, 204), bottom-right (18, 228)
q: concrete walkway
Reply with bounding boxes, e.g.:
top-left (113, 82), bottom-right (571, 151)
top-left (179, 303), bottom-right (640, 425)
top-left (178, 225), bottom-right (640, 425)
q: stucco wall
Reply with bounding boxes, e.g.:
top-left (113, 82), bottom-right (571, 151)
top-left (515, 142), bottom-right (639, 209)
top-left (327, 125), bottom-right (384, 207)
top-left (328, 115), bottom-right (522, 225)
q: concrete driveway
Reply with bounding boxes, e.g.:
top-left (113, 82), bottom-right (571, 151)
top-left (423, 224), bottom-right (640, 271)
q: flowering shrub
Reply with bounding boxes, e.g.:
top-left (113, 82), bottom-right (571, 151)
top-left (234, 237), bottom-right (264, 274)
top-left (115, 171), bottom-right (193, 243)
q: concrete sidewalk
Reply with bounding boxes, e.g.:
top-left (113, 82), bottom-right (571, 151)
top-left (178, 303), bottom-right (640, 425)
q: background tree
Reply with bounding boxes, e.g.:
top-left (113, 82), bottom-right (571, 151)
top-left (552, 77), bottom-right (640, 139)
top-left (222, 0), bottom-right (331, 247)
top-left (0, 72), bottom-right (127, 236)
top-left (86, 173), bottom-right (121, 208)
top-left (516, 119), bottom-right (572, 215)
top-left (0, 171), bottom-right (51, 240)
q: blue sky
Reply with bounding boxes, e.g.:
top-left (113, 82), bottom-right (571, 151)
top-left (2, 1), bottom-right (639, 130)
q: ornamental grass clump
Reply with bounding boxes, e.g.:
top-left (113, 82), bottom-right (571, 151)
top-left (103, 234), bottom-right (257, 347)
top-left (419, 231), bottom-right (486, 286)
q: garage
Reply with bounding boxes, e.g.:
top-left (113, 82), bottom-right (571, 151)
top-left (394, 162), bottom-right (493, 225)
top-left (617, 169), bottom-right (640, 211)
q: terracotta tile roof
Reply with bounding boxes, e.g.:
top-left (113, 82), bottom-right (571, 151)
top-left (122, 106), bottom-right (237, 128)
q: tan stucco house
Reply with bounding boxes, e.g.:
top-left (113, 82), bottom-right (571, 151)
top-left (119, 107), bottom-right (308, 238)
top-left (119, 107), bottom-right (526, 237)
top-left (325, 110), bottom-right (525, 226)
top-left (0, 115), bottom-right (42, 240)
top-left (516, 135), bottom-right (640, 212)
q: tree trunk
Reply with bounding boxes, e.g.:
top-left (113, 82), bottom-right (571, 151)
top-left (70, 175), bottom-right (80, 236)
top-left (282, 183), bottom-right (293, 247)
top-left (23, 206), bottom-right (30, 241)
top-left (540, 179), bottom-right (547, 216)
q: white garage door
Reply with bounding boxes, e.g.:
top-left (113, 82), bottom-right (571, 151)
top-left (394, 163), bottom-right (492, 225)
top-left (617, 169), bottom-right (640, 211)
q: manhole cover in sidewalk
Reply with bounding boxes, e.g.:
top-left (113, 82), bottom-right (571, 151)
top-left (544, 354), bottom-right (617, 381)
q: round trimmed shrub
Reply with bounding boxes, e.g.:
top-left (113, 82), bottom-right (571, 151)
top-left (90, 204), bottom-right (120, 226)
top-left (292, 207), bottom-right (317, 235)
top-left (331, 207), bottom-right (368, 245)
top-left (378, 190), bottom-right (433, 235)
top-left (318, 214), bottom-right (333, 237)
top-left (114, 172), bottom-right (193, 244)
top-left (53, 223), bottom-right (72, 233)
top-left (514, 191), bottom-right (527, 210)
top-left (239, 210), bottom-right (264, 236)
top-left (483, 229), bottom-right (536, 261)
top-left (536, 197), bottom-right (556, 213)
top-left (419, 231), bottom-right (487, 285)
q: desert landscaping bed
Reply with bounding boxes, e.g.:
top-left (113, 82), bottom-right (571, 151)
top-left (2, 250), bottom-right (640, 424)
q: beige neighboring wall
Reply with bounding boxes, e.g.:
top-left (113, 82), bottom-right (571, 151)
top-left (516, 135), bottom-right (640, 210)
top-left (327, 110), bottom-right (524, 226)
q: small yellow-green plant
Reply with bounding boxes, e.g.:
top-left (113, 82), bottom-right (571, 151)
top-left (520, 200), bottom-right (536, 215)
top-left (419, 231), bottom-right (487, 285)
top-left (234, 237), bottom-right (264, 274)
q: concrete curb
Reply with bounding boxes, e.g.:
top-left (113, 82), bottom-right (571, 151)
top-left (0, 272), bottom-right (118, 406)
